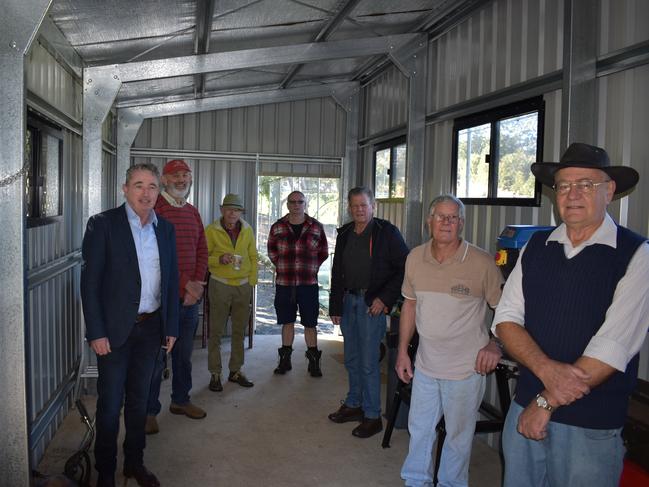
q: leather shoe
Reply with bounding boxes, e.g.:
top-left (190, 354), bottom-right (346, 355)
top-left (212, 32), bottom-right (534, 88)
top-left (144, 415), bottom-right (159, 435)
top-left (328, 403), bottom-right (363, 423)
top-left (352, 417), bottom-right (383, 438)
top-left (169, 402), bottom-right (206, 419)
top-left (96, 473), bottom-right (116, 487)
top-left (228, 371), bottom-right (254, 387)
top-left (209, 374), bottom-right (223, 392)
top-left (123, 464), bottom-right (160, 487)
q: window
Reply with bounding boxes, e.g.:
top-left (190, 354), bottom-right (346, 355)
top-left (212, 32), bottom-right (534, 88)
top-left (374, 137), bottom-right (406, 199)
top-left (25, 116), bottom-right (63, 226)
top-left (452, 97), bottom-right (544, 206)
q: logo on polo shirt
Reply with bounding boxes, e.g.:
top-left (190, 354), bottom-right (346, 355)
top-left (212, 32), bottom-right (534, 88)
top-left (450, 284), bottom-right (471, 296)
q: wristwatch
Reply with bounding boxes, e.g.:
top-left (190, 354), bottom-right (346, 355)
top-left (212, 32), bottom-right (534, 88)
top-left (535, 393), bottom-right (554, 412)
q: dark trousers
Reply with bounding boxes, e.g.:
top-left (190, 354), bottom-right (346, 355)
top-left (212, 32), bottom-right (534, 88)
top-left (148, 303), bottom-right (199, 413)
top-left (94, 314), bottom-right (162, 475)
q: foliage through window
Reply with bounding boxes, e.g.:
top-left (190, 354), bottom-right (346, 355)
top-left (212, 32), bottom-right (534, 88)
top-left (374, 137), bottom-right (406, 199)
top-left (25, 116), bottom-right (63, 226)
top-left (452, 97), bottom-right (544, 206)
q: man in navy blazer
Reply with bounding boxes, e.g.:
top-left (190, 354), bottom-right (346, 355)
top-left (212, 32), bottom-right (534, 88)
top-left (81, 162), bottom-right (179, 487)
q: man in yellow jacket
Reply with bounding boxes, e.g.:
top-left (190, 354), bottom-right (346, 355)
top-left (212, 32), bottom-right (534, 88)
top-left (205, 193), bottom-right (257, 391)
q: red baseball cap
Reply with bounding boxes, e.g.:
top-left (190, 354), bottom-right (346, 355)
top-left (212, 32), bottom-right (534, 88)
top-left (163, 159), bottom-right (191, 175)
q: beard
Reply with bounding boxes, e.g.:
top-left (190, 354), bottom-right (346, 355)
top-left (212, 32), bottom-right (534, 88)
top-left (166, 183), bottom-right (191, 200)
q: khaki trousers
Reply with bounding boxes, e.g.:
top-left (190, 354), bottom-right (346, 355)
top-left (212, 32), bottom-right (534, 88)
top-left (207, 279), bottom-right (252, 376)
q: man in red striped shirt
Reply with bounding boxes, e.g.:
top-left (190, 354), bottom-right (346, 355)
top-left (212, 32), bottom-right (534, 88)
top-left (146, 159), bottom-right (208, 433)
top-left (267, 191), bottom-right (329, 377)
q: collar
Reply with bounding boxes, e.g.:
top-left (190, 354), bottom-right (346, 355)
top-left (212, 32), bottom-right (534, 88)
top-left (424, 238), bottom-right (469, 264)
top-left (161, 190), bottom-right (186, 208)
top-left (546, 213), bottom-right (617, 250)
top-left (125, 202), bottom-right (157, 227)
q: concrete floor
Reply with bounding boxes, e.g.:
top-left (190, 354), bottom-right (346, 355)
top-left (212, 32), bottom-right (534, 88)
top-left (37, 333), bottom-right (503, 486)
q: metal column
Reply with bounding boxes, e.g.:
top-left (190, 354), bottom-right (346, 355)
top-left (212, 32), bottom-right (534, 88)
top-left (337, 89), bottom-right (361, 223)
top-left (82, 70), bottom-right (121, 223)
top-left (561, 0), bottom-right (599, 150)
top-left (116, 108), bottom-right (144, 196)
top-left (0, 1), bottom-right (52, 483)
top-left (391, 35), bottom-right (429, 247)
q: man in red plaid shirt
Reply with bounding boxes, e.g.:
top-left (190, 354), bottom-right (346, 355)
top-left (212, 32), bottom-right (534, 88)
top-left (267, 191), bottom-right (329, 377)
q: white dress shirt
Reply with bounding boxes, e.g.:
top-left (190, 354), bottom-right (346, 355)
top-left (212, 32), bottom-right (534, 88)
top-left (492, 213), bottom-right (649, 371)
top-left (125, 203), bottom-right (161, 314)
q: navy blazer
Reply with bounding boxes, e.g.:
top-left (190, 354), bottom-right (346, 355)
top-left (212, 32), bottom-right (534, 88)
top-left (81, 204), bottom-right (180, 349)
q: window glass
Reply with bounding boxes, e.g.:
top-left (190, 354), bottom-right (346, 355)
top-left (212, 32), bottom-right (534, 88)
top-left (392, 143), bottom-right (407, 198)
top-left (456, 123), bottom-right (490, 198)
top-left (375, 148), bottom-right (390, 199)
top-left (496, 112), bottom-right (538, 198)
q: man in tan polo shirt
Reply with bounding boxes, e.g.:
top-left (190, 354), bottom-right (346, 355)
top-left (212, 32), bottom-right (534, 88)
top-left (396, 194), bottom-right (503, 487)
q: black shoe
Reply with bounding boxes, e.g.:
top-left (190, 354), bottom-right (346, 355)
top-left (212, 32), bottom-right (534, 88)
top-left (305, 348), bottom-right (322, 377)
top-left (209, 374), bottom-right (223, 392)
top-left (123, 464), bottom-right (160, 487)
top-left (228, 371), bottom-right (254, 387)
top-left (352, 417), bottom-right (383, 438)
top-left (274, 347), bottom-right (293, 375)
top-left (328, 403), bottom-right (364, 423)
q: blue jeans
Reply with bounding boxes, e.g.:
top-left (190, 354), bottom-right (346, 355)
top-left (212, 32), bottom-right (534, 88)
top-left (147, 303), bottom-right (199, 414)
top-left (502, 401), bottom-right (625, 487)
top-left (340, 293), bottom-right (386, 419)
top-left (401, 369), bottom-right (485, 487)
top-left (95, 314), bottom-right (162, 475)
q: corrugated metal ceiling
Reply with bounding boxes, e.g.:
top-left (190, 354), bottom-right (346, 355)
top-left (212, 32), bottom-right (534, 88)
top-left (47, 0), bottom-right (480, 107)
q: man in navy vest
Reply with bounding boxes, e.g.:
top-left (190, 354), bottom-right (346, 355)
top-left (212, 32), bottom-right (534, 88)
top-left (492, 143), bottom-right (648, 487)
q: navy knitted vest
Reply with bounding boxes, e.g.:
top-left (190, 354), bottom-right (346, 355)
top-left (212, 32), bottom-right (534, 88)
top-left (516, 225), bottom-right (645, 429)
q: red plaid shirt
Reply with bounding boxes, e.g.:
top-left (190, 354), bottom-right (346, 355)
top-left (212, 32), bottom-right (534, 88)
top-left (267, 215), bottom-right (328, 286)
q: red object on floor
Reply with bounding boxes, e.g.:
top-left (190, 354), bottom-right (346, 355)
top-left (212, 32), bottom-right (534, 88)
top-left (619, 459), bottom-right (649, 487)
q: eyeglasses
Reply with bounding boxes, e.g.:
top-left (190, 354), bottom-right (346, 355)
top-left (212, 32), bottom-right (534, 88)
top-left (431, 213), bottom-right (461, 224)
top-left (553, 180), bottom-right (610, 195)
top-left (288, 199), bottom-right (305, 204)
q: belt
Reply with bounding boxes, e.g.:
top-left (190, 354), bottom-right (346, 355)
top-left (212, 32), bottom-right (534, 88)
top-left (135, 309), bottom-right (159, 323)
top-left (346, 288), bottom-right (367, 296)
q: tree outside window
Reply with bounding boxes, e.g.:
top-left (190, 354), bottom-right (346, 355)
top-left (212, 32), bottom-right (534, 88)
top-left (452, 97), bottom-right (544, 206)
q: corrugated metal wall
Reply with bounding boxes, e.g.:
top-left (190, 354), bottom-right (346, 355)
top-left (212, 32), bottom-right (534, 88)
top-left (132, 98), bottom-right (346, 228)
top-left (357, 0), bottom-right (649, 438)
top-left (23, 39), bottom-right (115, 463)
top-left (362, 64), bottom-right (409, 139)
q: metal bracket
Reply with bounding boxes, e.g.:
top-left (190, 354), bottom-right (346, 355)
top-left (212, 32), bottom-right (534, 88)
top-left (389, 33), bottom-right (429, 78)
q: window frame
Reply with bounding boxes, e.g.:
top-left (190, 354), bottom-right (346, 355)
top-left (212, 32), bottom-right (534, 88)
top-left (25, 115), bottom-right (64, 228)
top-left (373, 135), bottom-right (407, 201)
top-left (451, 96), bottom-right (545, 207)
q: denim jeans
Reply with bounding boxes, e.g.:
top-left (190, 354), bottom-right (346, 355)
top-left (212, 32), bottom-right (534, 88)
top-left (147, 303), bottom-right (199, 414)
top-left (401, 369), bottom-right (485, 487)
top-left (340, 292), bottom-right (386, 419)
top-left (95, 315), bottom-right (162, 475)
top-left (502, 401), bottom-right (625, 487)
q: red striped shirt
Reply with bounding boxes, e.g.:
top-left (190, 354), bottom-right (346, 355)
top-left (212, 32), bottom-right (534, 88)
top-left (155, 195), bottom-right (208, 298)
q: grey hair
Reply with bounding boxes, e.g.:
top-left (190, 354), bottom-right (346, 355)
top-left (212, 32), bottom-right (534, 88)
top-left (428, 194), bottom-right (465, 220)
top-left (125, 163), bottom-right (160, 184)
top-left (347, 186), bottom-right (375, 204)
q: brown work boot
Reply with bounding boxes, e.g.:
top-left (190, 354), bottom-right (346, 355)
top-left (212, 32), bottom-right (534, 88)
top-left (228, 370), bottom-right (254, 387)
top-left (352, 417), bottom-right (383, 438)
top-left (328, 403), bottom-right (363, 423)
top-left (209, 374), bottom-right (223, 392)
top-left (169, 402), bottom-right (207, 419)
top-left (144, 415), bottom-right (159, 435)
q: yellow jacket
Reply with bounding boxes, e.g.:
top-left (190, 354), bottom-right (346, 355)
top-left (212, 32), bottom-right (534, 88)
top-left (205, 218), bottom-right (258, 286)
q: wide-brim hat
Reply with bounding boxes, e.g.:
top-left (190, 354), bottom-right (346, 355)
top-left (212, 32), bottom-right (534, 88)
top-left (530, 143), bottom-right (639, 195)
top-left (163, 159), bottom-right (191, 175)
top-left (221, 193), bottom-right (245, 210)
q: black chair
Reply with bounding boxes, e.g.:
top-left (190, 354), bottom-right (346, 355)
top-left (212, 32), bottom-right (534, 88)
top-left (382, 333), bottom-right (418, 448)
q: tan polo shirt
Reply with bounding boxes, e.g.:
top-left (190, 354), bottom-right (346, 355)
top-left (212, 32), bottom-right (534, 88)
top-left (402, 239), bottom-right (503, 380)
